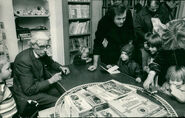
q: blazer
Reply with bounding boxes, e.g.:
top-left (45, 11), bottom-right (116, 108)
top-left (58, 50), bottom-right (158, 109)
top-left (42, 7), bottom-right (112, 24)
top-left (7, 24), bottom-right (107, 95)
top-left (12, 48), bottom-right (61, 113)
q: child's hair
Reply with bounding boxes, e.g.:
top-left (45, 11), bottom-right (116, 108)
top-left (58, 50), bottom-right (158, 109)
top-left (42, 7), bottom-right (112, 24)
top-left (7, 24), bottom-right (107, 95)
top-left (166, 66), bottom-right (185, 83)
top-left (120, 44), bottom-right (134, 58)
top-left (144, 32), bottom-right (153, 41)
top-left (147, 33), bottom-right (163, 49)
top-left (0, 56), bottom-right (8, 73)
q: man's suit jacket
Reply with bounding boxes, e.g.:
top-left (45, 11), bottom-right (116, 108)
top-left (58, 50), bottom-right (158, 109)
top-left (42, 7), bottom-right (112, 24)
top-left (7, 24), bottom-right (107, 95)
top-left (12, 48), bottom-right (61, 113)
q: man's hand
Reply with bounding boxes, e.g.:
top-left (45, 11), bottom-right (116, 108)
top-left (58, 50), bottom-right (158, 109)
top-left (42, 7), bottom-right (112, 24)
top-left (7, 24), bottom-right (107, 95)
top-left (60, 66), bottom-right (70, 75)
top-left (88, 64), bottom-right (97, 71)
top-left (48, 72), bottom-right (62, 84)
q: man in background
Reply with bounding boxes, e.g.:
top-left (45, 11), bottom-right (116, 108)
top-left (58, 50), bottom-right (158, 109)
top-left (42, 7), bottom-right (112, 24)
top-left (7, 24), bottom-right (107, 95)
top-left (158, 0), bottom-right (180, 24)
top-left (134, 0), bottom-right (160, 68)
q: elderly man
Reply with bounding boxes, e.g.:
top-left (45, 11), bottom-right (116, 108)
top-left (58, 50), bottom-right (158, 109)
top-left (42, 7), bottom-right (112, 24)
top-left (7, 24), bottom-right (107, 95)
top-left (13, 31), bottom-right (70, 116)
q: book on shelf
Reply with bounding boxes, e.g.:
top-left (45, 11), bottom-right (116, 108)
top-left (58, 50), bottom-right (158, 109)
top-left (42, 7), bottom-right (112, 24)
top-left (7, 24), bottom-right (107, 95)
top-left (68, 5), bottom-right (89, 19)
top-left (69, 21), bottom-right (89, 35)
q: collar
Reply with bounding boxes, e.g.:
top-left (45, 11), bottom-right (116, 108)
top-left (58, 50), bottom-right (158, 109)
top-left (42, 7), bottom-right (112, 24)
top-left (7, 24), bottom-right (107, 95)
top-left (33, 50), bottom-right (39, 59)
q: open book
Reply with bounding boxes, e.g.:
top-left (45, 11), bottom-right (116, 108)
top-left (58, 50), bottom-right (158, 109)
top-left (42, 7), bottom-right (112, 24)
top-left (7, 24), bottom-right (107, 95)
top-left (100, 64), bottom-right (120, 74)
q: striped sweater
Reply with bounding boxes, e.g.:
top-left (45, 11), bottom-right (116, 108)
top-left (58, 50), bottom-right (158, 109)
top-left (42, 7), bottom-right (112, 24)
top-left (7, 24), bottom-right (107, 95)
top-left (0, 84), bottom-right (17, 118)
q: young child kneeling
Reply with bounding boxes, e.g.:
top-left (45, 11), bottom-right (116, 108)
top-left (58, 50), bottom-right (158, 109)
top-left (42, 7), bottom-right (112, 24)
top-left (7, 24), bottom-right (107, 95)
top-left (161, 66), bottom-right (185, 103)
top-left (73, 46), bottom-right (92, 65)
top-left (117, 44), bottom-right (142, 83)
top-left (0, 57), bottom-right (17, 118)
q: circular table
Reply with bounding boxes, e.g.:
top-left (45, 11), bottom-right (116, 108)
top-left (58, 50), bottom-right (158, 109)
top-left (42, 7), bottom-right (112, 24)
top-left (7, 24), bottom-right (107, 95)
top-left (54, 82), bottom-right (178, 117)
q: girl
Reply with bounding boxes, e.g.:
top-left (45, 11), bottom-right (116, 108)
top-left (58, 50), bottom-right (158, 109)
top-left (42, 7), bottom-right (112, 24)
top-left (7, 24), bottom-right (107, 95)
top-left (161, 66), bottom-right (185, 103)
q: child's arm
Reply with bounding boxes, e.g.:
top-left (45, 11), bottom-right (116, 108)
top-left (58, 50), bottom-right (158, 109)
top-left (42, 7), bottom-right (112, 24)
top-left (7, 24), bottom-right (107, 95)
top-left (170, 85), bottom-right (185, 103)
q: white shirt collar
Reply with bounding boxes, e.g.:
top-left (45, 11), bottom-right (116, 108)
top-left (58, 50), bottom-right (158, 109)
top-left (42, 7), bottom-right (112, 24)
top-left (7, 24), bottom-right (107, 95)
top-left (33, 50), bottom-right (39, 59)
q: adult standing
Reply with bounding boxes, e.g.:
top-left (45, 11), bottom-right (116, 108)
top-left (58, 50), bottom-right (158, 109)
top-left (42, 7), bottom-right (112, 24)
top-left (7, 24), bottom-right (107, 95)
top-left (13, 31), bottom-right (70, 116)
top-left (134, 0), bottom-right (160, 68)
top-left (88, 2), bottom-right (134, 71)
top-left (158, 0), bottom-right (180, 24)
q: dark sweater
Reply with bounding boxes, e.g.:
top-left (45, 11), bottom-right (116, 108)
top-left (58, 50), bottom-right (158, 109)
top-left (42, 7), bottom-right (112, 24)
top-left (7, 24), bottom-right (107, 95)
top-left (117, 59), bottom-right (142, 79)
top-left (93, 10), bottom-right (135, 64)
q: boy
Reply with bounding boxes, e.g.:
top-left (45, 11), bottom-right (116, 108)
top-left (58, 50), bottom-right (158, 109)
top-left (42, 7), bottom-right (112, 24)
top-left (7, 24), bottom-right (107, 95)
top-left (117, 44), bottom-right (142, 83)
top-left (0, 57), bottom-right (17, 118)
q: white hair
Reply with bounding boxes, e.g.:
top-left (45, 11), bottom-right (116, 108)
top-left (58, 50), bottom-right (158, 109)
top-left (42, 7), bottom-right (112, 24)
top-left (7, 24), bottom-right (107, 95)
top-left (29, 31), bottom-right (50, 46)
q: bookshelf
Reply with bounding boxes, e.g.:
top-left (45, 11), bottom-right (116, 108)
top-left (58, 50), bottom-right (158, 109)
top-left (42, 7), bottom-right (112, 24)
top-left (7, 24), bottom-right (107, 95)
top-left (62, 0), bottom-right (92, 64)
top-left (102, 0), bottom-right (147, 16)
top-left (12, 0), bottom-right (50, 52)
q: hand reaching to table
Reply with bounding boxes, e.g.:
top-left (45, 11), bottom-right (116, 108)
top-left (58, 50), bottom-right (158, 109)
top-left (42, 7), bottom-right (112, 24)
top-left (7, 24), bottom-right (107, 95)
top-left (60, 66), bottom-right (70, 75)
top-left (48, 72), bottom-right (62, 84)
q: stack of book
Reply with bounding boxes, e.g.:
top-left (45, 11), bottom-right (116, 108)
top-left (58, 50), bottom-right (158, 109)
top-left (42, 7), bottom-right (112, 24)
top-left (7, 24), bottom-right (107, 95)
top-left (58, 80), bottom-right (169, 117)
top-left (108, 93), bottom-right (168, 117)
top-left (87, 80), bottom-right (136, 101)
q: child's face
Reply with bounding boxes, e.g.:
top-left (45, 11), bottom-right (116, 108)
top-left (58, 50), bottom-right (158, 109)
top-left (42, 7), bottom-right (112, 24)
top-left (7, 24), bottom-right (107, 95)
top-left (0, 62), bottom-right (12, 80)
top-left (169, 79), bottom-right (183, 86)
top-left (149, 46), bottom-right (157, 55)
top-left (120, 51), bottom-right (129, 61)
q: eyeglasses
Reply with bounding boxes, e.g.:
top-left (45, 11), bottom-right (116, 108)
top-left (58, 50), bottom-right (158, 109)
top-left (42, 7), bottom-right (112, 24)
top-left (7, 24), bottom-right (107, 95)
top-left (38, 44), bottom-right (51, 50)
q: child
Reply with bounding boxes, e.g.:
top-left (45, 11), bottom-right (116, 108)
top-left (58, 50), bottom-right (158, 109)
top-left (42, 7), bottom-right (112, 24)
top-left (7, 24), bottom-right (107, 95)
top-left (143, 33), bottom-right (162, 73)
top-left (73, 46), bottom-right (92, 65)
top-left (117, 44), bottom-right (142, 83)
top-left (142, 32), bottom-right (153, 72)
top-left (161, 66), bottom-right (185, 103)
top-left (0, 57), bottom-right (17, 118)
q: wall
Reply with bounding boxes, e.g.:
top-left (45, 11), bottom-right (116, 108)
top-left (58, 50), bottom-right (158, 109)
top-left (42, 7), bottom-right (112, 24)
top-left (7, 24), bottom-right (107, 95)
top-left (92, 0), bottom-right (103, 48)
top-left (0, 0), bottom-right (19, 62)
top-left (178, 1), bottom-right (185, 18)
top-left (48, 0), bottom-right (65, 65)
